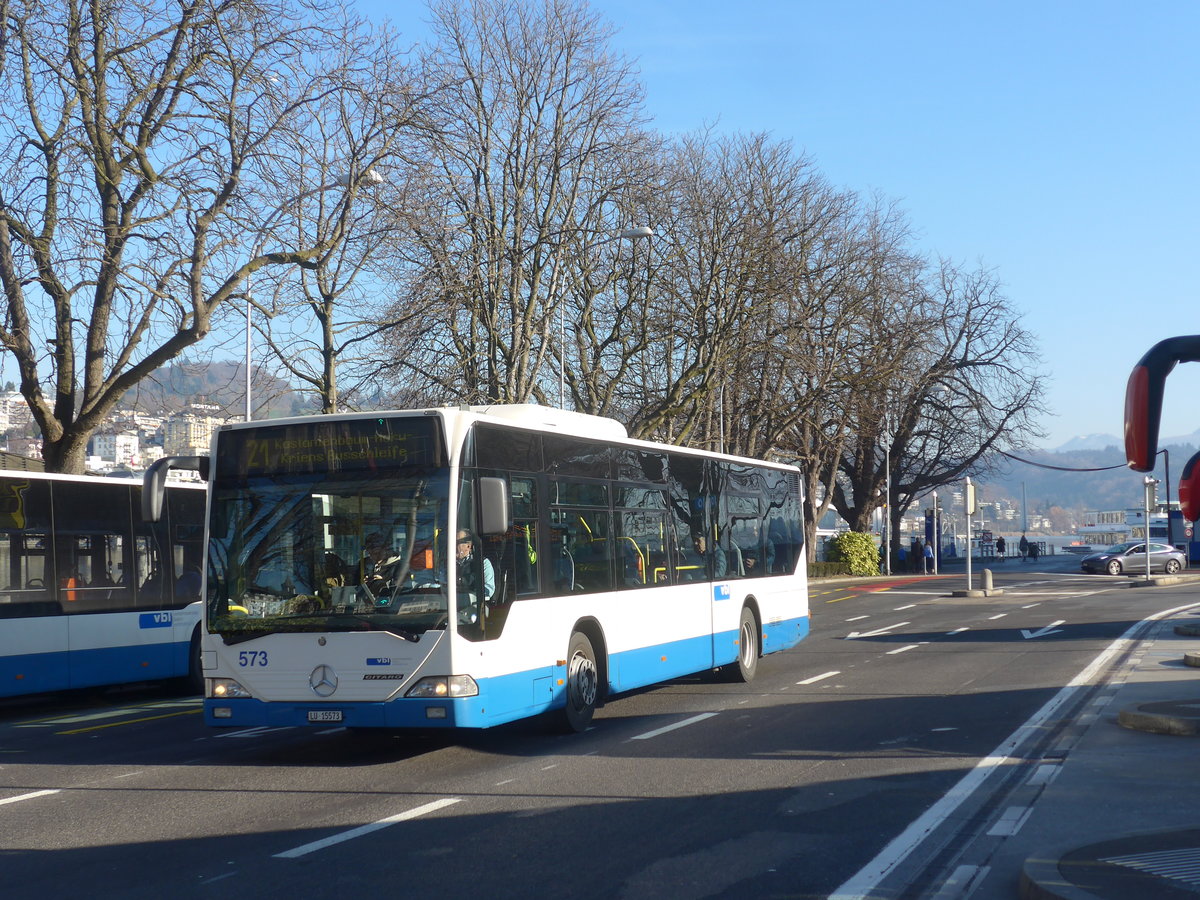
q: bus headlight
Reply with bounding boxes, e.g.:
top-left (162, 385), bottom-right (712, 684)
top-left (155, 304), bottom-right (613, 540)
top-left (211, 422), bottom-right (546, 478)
top-left (405, 675), bottom-right (478, 698)
top-left (210, 678), bottom-right (252, 699)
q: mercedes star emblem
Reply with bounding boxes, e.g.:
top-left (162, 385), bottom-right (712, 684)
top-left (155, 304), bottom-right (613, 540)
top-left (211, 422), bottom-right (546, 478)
top-left (309, 664), bottom-right (338, 697)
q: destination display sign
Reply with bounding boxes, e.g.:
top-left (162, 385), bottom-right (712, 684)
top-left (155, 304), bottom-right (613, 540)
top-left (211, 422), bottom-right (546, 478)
top-left (216, 417), bottom-right (445, 481)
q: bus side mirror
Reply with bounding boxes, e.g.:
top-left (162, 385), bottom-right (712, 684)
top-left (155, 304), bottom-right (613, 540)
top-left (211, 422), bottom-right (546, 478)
top-left (142, 456), bottom-right (209, 522)
top-left (478, 476), bottom-right (510, 536)
top-left (1125, 335), bottom-right (1200, 472)
top-left (1180, 451), bottom-right (1200, 523)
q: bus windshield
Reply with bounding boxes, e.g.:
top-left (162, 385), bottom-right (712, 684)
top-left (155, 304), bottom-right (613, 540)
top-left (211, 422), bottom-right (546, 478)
top-left (207, 471), bottom-right (451, 641)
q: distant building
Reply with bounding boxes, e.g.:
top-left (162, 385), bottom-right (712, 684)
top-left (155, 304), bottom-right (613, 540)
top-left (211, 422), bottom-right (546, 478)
top-left (0, 391), bottom-right (32, 431)
top-left (92, 431), bottom-right (139, 465)
top-left (164, 411), bottom-right (225, 455)
top-left (5, 435), bottom-right (41, 459)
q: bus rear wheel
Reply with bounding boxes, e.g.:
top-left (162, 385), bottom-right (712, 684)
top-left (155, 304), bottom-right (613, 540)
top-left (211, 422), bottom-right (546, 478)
top-left (725, 606), bottom-right (759, 683)
top-left (561, 632), bottom-right (599, 733)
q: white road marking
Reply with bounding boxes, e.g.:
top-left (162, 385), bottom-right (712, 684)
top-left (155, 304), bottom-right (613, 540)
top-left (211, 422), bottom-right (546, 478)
top-left (830, 599), bottom-right (1200, 900)
top-left (629, 712), bottom-right (718, 741)
top-left (988, 614), bottom-right (1007, 620)
top-left (274, 798), bottom-right (462, 858)
top-left (16, 698), bottom-right (199, 728)
top-left (886, 645), bottom-right (920, 655)
top-left (946, 627), bottom-right (970, 635)
top-left (987, 805), bottom-right (1033, 836)
top-left (215, 726), bottom-right (292, 739)
top-left (893, 604), bottom-right (917, 610)
top-left (847, 622), bottom-right (911, 639)
top-left (846, 615), bottom-right (870, 622)
top-left (928, 865), bottom-right (989, 900)
top-left (1026, 763), bottom-right (1061, 787)
top-left (0, 789), bottom-right (60, 806)
top-left (797, 671), bottom-right (840, 685)
top-left (1021, 620), bottom-right (1066, 640)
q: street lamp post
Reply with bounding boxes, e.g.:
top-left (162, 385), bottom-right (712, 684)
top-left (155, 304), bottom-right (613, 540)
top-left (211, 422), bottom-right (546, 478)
top-left (883, 424), bottom-right (892, 575)
top-left (244, 169), bottom-right (384, 421)
top-left (560, 225), bottom-right (653, 409)
top-left (932, 491), bottom-right (939, 575)
top-left (1144, 476), bottom-right (1158, 579)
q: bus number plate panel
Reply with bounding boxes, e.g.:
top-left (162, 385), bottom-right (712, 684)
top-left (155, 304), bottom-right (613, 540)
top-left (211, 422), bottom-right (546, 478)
top-left (307, 709), bottom-right (343, 723)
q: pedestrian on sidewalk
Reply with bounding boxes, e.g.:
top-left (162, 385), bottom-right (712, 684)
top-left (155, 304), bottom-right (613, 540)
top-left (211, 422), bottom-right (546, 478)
top-left (996, 535), bottom-right (1006, 560)
top-left (923, 541), bottom-right (934, 574)
top-left (1018, 534), bottom-right (1029, 561)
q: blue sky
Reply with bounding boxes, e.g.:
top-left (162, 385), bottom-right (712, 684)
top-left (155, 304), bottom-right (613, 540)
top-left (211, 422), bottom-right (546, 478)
top-left (379, 2), bottom-right (1199, 448)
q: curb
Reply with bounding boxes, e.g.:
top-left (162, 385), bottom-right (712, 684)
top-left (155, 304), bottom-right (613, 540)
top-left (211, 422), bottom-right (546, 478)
top-left (1019, 854), bottom-right (1101, 900)
top-left (1020, 828), bottom-right (1200, 900)
top-left (1117, 699), bottom-right (1200, 736)
top-left (1126, 573), bottom-right (1200, 589)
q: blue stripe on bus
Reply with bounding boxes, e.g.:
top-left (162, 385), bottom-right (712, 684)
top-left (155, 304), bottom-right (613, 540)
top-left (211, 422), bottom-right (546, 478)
top-left (204, 613), bottom-right (810, 730)
top-left (0, 642), bottom-right (191, 697)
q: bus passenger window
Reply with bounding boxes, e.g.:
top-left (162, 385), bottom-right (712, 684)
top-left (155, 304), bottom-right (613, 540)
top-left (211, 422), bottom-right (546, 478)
top-left (615, 509), bottom-right (667, 589)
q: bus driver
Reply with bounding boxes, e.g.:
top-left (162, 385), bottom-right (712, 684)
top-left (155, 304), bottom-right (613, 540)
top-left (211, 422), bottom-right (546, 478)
top-left (456, 529), bottom-right (495, 625)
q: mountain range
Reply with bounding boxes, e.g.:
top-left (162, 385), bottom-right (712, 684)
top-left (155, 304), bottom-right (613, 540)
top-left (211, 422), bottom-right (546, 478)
top-left (1053, 430), bottom-right (1200, 453)
top-left (986, 441), bottom-right (1195, 514)
top-left (123, 360), bottom-right (302, 419)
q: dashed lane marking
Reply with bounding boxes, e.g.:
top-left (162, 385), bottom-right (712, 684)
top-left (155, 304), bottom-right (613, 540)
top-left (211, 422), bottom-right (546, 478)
top-left (629, 713), bottom-right (719, 741)
top-left (0, 789), bottom-right (60, 806)
top-left (796, 671), bottom-right (841, 685)
top-left (273, 798), bottom-right (463, 859)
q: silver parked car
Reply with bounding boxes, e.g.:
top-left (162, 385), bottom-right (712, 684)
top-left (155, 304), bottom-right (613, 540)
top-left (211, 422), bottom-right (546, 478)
top-left (1080, 541), bottom-right (1186, 576)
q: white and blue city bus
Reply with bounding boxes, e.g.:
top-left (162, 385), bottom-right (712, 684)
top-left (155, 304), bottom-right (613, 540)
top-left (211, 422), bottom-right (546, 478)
top-left (145, 405), bottom-right (808, 732)
top-left (0, 470), bottom-right (205, 697)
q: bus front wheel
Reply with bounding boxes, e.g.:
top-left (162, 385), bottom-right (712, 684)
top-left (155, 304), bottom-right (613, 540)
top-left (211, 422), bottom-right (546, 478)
top-left (562, 632), bottom-right (599, 733)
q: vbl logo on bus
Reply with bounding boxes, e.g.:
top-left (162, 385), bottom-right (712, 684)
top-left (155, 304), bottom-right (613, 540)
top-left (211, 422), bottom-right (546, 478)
top-left (139, 612), bottom-right (173, 629)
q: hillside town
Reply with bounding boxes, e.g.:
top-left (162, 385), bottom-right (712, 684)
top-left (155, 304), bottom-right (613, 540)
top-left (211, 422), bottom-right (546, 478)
top-left (0, 389), bottom-right (225, 476)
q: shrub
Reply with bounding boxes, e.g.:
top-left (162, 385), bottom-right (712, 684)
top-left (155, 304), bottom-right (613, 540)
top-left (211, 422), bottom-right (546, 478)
top-left (809, 560), bottom-right (847, 578)
top-left (828, 531), bottom-right (881, 577)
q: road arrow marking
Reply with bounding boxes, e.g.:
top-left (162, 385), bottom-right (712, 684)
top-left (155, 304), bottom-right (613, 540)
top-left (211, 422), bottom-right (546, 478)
top-left (1021, 620), bottom-right (1065, 640)
top-left (847, 621), bottom-right (910, 639)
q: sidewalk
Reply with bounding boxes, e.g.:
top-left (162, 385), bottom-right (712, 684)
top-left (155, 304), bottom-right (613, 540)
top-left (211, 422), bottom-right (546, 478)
top-left (958, 607), bottom-right (1200, 899)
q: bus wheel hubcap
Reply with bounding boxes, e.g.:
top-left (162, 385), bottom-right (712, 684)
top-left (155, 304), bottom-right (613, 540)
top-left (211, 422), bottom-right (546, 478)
top-left (569, 652), bottom-right (597, 708)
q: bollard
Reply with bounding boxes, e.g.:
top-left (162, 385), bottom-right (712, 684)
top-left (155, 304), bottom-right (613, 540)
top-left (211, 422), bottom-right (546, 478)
top-left (983, 569), bottom-right (993, 593)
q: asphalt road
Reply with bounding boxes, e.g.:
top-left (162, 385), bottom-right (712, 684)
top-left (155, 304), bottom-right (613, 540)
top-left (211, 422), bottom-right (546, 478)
top-left (3, 557), bottom-right (1197, 900)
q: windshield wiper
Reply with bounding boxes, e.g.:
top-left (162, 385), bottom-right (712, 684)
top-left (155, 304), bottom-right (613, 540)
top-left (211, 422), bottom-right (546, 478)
top-left (338, 614), bottom-right (423, 643)
top-left (221, 629), bottom-right (275, 645)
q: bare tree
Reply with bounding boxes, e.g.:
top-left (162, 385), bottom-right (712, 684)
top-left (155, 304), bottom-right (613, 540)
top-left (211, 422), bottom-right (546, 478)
top-left (380, 0), bottom-right (650, 405)
top-left (612, 131), bottom-right (830, 447)
top-left (0, 0), bottom-right (392, 471)
top-left (252, 28), bottom-right (432, 414)
top-left (832, 258), bottom-right (1047, 556)
top-left (755, 196), bottom-right (921, 558)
